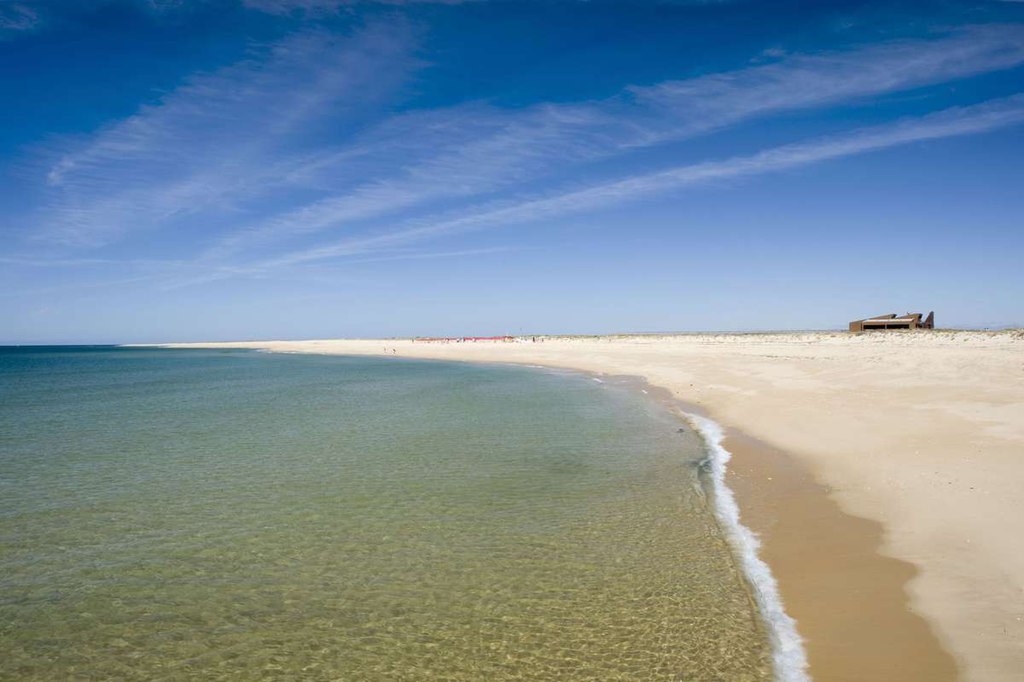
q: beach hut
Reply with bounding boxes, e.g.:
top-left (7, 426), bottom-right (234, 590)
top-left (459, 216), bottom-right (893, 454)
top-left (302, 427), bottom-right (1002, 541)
top-left (849, 312), bottom-right (934, 332)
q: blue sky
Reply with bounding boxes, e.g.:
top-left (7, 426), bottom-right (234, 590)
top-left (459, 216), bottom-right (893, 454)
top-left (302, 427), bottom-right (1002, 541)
top-left (2, 0), bottom-right (1023, 342)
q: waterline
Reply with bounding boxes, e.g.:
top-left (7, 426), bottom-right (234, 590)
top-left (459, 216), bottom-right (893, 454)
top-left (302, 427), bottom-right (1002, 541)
top-left (686, 412), bottom-right (810, 682)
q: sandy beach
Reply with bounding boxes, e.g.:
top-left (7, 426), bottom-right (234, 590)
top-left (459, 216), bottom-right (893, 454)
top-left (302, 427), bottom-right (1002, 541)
top-left (161, 330), bottom-right (1024, 680)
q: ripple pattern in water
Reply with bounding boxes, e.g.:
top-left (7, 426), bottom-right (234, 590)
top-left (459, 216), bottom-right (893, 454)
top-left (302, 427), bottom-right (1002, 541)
top-left (0, 347), bottom-right (772, 680)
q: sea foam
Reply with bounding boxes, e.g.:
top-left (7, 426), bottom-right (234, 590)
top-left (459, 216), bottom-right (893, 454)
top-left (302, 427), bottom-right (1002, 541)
top-left (685, 412), bottom-right (810, 682)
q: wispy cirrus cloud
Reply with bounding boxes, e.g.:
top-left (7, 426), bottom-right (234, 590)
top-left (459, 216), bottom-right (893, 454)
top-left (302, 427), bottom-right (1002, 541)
top-left (201, 100), bottom-right (620, 258)
top-left (200, 23), bottom-right (1024, 260)
top-left (141, 90), bottom-right (1022, 293)
top-left (1, 0), bottom-right (193, 39)
top-left (31, 19), bottom-right (419, 247)
top-left (87, 87), bottom-right (1015, 294)
top-left (232, 93), bottom-right (1024, 273)
top-left (243, 0), bottom-right (476, 13)
top-left (629, 23), bottom-right (1024, 141)
top-left (0, 2), bottom-right (39, 35)
top-left (15, 20), bottom-right (1024, 287)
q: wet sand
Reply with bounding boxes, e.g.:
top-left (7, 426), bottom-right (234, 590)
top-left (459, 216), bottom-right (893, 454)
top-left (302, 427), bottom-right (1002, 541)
top-left (725, 431), bottom-right (958, 681)
top-left (636, 377), bottom-right (957, 681)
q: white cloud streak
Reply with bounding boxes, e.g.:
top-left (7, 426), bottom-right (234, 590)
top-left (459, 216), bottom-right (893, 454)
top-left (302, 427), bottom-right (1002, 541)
top-left (15, 20), bottom-right (1024, 289)
top-left (0, 2), bottom-right (39, 33)
top-left (110, 91), bottom-right (1023, 292)
top-left (201, 101), bottom-right (619, 258)
top-left (630, 24), bottom-right (1024, 140)
top-left (201, 23), bottom-right (1024, 259)
top-left (242, 0), bottom-right (475, 14)
top-left (31, 20), bottom-right (419, 247)
top-left (252, 93), bottom-right (1024, 270)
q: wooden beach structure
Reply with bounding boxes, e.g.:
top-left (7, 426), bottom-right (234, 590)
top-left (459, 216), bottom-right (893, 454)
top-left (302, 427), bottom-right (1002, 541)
top-left (849, 312), bottom-right (934, 332)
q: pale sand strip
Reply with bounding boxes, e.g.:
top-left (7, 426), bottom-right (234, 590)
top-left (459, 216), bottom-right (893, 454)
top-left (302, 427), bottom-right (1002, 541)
top-left (160, 331), bottom-right (1024, 680)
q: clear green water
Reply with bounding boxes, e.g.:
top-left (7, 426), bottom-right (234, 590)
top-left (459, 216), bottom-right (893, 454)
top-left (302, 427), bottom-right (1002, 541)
top-left (0, 347), bottom-right (771, 680)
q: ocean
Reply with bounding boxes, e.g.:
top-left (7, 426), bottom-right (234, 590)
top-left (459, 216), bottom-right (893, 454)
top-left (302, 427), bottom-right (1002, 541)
top-left (0, 346), bottom-right (773, 680)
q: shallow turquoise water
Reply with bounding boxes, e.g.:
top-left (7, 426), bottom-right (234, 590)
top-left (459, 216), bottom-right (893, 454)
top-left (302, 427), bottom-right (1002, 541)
top-left (0, 347), bottom-right (771, 680)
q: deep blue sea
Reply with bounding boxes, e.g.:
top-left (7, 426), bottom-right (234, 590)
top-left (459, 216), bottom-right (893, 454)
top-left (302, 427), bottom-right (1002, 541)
top-left (0, 346), bottom-right (771, 680)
